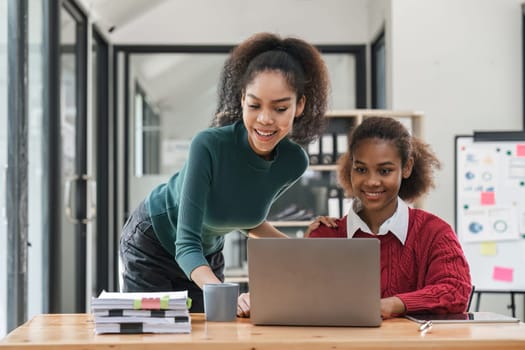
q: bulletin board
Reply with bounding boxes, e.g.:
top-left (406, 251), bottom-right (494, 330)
top-left (455, 133), bottom-right (525, 291)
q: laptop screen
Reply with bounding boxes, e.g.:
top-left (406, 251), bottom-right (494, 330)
top-left (247, 238), bottom-right (382, 327)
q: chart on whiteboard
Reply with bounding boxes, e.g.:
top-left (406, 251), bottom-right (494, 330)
top-left (456, 137), bottom-right (525, 243)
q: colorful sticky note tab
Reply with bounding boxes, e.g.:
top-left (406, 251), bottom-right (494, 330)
top-left (492, 266), bottom-right (514, 282)
top-left (160, 295), bottom-right (170, 309)
top-left (140, 297), bottom-right (161, 309)
top-left (480, 242), bottom-right (497, 256)
top-left (517, 144), bottom-right (525, 157)
top-left (480, 192), bottom-right (495, 205)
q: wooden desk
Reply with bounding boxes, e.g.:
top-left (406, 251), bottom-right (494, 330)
top-left (1, 313), bottom-right (525, 350)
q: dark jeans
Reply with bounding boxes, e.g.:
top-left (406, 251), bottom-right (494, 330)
top-left (119, 201), bottom-right (225, 312)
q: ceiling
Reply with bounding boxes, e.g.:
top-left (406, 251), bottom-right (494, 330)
top-left (79, 0), bottom-right (168, 34)
top-left (76, 0), bottom-right (365, 45)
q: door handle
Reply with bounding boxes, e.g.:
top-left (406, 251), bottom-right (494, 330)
top-left (85, 176), bottom-right (96, 223)
top-left (64, 174), bottom-right (96, 224)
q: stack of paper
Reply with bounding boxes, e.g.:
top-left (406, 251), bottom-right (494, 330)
top-left (91, 290), bottom-right (191, 334)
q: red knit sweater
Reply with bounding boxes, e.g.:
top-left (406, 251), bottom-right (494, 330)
top-left (309, 208), bottom-right (472, 314)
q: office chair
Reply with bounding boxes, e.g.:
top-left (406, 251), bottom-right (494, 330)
top-left (467, 285), bottom-right (475, 312)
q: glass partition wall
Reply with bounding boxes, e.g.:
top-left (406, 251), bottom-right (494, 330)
top-left (1, 0), bottom-right (47, 336)
top-left (58, 1), bottom-right (89, 313)
top-left (1, 0), bottom-right (47, 335)
top-left (0, 0), bottom-right (8, 336)
top-left (59, 4), bottom-right (80, 313)
top-left (27, 0), bottom-right (45, 324)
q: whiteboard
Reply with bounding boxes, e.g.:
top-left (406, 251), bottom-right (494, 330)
top-left (455, 135), bottom-right (525, 291)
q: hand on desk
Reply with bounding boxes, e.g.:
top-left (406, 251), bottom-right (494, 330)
top-left (381, 296), bottom-right (405, 319)
top-left (235, 292), bottom-right (405, 320)
top-left (237, 292), bottom-right (251, 318)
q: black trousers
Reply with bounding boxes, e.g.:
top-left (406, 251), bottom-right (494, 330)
top-left (119, 201), bottom-right (225, 312)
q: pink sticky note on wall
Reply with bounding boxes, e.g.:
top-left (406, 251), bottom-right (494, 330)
top-left (517, 144), bottom-right (525, 157)
top-left (480, 192), bottom-right (495, 205)
top-left (492, 266), bottom-right (514, 282)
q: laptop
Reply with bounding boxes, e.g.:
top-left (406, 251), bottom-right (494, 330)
top-left (247, 238), bottom-right (382, 327)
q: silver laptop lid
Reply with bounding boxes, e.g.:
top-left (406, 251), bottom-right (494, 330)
top-left (247, 238), bottom-right (382, 327)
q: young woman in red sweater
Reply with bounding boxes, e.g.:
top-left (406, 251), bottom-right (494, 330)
top-left (307, 116), bottom-right (472, 319)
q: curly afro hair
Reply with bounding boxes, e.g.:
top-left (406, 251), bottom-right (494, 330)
top-left (211, 32), bottom-right (330, 145)
top-left (338, 116), bottom-right (441, 203)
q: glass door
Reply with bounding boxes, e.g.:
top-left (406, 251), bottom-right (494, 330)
top-left (59, 0), bottom-right (90, 313)
top-left (92, 29), bottom-right (112, 296)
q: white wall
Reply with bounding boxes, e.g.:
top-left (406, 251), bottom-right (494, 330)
top-left (389, 0), bottom-right (523, 223)
top-left (368, 0), bottom-right (388, 40)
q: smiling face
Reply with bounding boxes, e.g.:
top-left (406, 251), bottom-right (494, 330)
top-left (241, 70), bottom-right (305, 160)
top-left (350, 138), bottom-right (413, 229)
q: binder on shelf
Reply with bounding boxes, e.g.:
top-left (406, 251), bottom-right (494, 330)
top-left (336, 133), bottom-right (349, 159)
top-left (307, 138), bottom-right (321, 165)
top-left (321, 133), bottom-right (335, 164)
top-left (327, 188), bottom-right (342, 218)
top-left (341, 196), bottom-right (352, 217)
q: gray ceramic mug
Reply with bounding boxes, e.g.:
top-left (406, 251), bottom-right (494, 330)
top-left (203, 283), bottom-right (239, 322)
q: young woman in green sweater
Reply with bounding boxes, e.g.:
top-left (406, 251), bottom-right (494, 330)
top-left (119, 32), bottom-right (330, 312)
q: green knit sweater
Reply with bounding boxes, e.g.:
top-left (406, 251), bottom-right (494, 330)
top-left (145, 121), bottom-right (308, 278)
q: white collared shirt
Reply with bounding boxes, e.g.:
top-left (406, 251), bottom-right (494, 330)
top-left (346, 197), bottom-right (409, 245)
